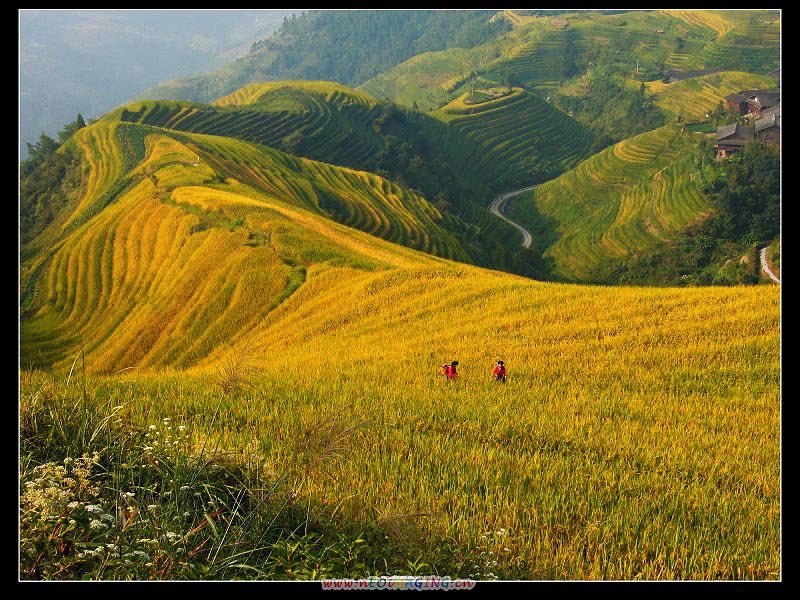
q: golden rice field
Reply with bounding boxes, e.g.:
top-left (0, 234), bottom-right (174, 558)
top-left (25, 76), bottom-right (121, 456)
top-left (496, 10), bottom-right (537, 28)
top-left (21, 124), bottom-right (464, 373)
top-left (62, 122), bottom-right (126, 232)
top-left (645, 71), bottom-right (777, 122)
top-left (20, 111), bottom-right (780, 579)
top-left (661, 10), bottom-right (736, 38)
top-left (510, 125), bottom-right (711, 281)
top-left (20, 261), bottom-right (780, 578)
top-left (214, 80), bottom-right (380, 110)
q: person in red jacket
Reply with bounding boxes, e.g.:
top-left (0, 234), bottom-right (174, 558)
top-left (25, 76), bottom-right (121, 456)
top-left (492, 360), bottom-right (506, 383)
top-left (441, 360), bottom-right (459, 380)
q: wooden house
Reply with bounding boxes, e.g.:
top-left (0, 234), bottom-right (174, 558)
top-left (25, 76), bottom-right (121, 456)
top-left (755, 113), bottom-right (780, 147)
top-left (715, 123), bottom-right (754, 158)
top-left (746, 91), bottom-right (780, 117)
top-left (725, 90), bottom-right (759, 115)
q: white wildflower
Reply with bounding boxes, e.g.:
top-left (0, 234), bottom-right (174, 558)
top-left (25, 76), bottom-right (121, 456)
top-left (67, 501), bottom-right (80, 510)
top-left (148, 425), bottom-right (157, 430)
top-left (89, 519), bottom-right (107, 530)
top-left (86, 504), bottom-right (102, 514)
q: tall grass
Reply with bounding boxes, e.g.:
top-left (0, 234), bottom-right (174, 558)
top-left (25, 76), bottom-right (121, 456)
top-left (21, 263), bottom-right (780, 579)
top-left (20, 368), bottom-right (453, 580)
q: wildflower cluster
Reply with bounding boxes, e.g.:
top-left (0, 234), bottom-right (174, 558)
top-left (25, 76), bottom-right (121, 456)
top-left (468, 528), bottom-right (514, 580)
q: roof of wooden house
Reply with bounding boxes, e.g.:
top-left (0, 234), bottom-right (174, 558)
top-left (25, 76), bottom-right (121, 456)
top-left (716, 123), bottom-right (755, 143)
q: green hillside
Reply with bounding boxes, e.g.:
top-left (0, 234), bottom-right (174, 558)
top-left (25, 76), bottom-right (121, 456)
top-left (688, 10), bottom-right (780, 73)
top-left (120, 83), bottom-right (386, 173)
top-left (359, 10), bottom-right (778, 114)
top-left (642, 70), bottom-right (777, 121)
top-left (140, 10), bottom-right (510, 104)
top-left (508, 125), bottom-right (713, 281)
top-left (432, 88), bottom-right (595, 181)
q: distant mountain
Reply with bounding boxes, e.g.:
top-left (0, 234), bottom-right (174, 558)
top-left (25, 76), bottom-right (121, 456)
top-left (19, 9), bottom-right (294, 156)
top-left (139, 10), bottom-right (510, 104)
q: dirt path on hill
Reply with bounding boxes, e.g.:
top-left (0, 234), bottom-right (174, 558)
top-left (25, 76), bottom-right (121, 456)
top-left (760, 246), bottom-right (780, 284)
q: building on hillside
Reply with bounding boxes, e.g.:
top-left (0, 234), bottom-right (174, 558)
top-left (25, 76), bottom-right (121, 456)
top-left (664, 68), bottom-right (719, 84)
top-left (746, 90), bottom-right (780, 116)
top-left (760, 103), bottom-right (780, 120)
top-left (725, 90), bottom-right (760, 115)
top-left (715, 123), bottom-right (755, 158)
top-left (755, 113), bottom-right (780, 147)
top-left (715, 110), bottom-right (780, 158)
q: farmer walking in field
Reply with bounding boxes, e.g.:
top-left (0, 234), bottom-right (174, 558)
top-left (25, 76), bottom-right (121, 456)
top-left (492, 360), bottom-right (506, 383)
top-left (441, 360), bottom-right (459, 380)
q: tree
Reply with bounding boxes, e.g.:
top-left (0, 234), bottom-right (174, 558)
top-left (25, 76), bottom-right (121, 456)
top-left (501, 67), bottom-right (514, 90)
top-left (57, 114), bottom-right (86, 143)
top-left (21, 133), bottom-right (59, 178)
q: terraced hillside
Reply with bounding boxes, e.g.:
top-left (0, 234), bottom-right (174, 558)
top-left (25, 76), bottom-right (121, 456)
top-left (509, 125), bottom-right (712, 281)
top-left (114, 82), bottom-right (547, 263)
top-left (692, 10), bottom-right (780, 73)
top-left (360, 10), bottom-right (777, 118)
top-left (361, 11), bottom-right (716, 109)
top-left (118, 83), bottom-right (387, 174)
top-left (660, 10), bottom-right (736, 37)
top-left (359, 45), bottom-right (514, 112)
top-left (20, 121), bottom-right (486, 371)
top-left (119, 82), bottom-right (523, 192)
top-left (432, 88), bottom-right (595, 181)
top-left (643, 71), bottom-right (777, 121)
top-left (19, 123), bottom-right (780, 577)
top-left (483, 25), bottom-right (585, 94)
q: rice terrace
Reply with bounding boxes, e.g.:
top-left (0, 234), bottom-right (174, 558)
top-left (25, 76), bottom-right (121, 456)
top-left (19, 9), bottom-right (780, 584)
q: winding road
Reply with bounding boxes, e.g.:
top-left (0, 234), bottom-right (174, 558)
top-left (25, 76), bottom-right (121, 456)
top-left (488, 186), bottom-right (537, 248)
top-left (760, 247), bottom-right (780, 284)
